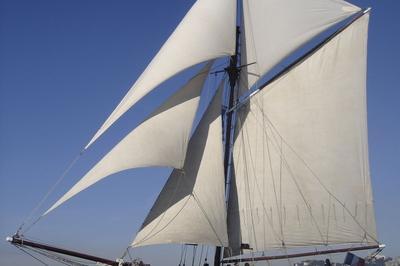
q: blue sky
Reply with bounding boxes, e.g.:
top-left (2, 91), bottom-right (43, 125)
top-left (0, 0), bottom-right (399, 265)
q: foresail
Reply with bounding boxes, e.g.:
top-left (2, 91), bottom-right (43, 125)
top-left (239, 0), bottom-right (360, 94)
top-left (132, 83), bottom-right (227, 248)
top-left (86, 0), bottom-right (236, 149)
top-left (44, 62), bottom-right (213, 216)
top-left (228, 14), bottom-right (377, 255)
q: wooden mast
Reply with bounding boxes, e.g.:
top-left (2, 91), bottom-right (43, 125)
top-left (214, 5), bottom-right (242, 264)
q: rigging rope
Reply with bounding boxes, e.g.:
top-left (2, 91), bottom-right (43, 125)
top-left (127, 248), bottom-right (134, 263)
top-left (191, 245), bottom-right (197, 266)
top-left (197, 245), bottom-right (204, 266)
top-left (192, 191), bottom-right (225, 247)
top-left (183, 244), bottom-right (188, 266)
top-left (15, 245), bottom-right (49, 266)
top-left (24, 247), bottom-right (72, 266)
top-left (18, 150), bottom-right (84, 234)
top-left (248, 105), bottom-right (326, 243)
top-left (130, 170), bottom-right (191, 247)
top-left (252, 101), bottom-right (379, 243)
top-left (179, 244), bottom-right (186, 266)
top-left (22, 243), bottom-right (91, 266)
top-left (238, 111), bottom-right (283, 245)
top-left (121, 246), bottom-right (134, 264)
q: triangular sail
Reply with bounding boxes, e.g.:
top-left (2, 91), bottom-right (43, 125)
top-left (44, 62), bottom-right (213, 215)
top-left (86, 0), bottom-right (236, 149)
top-left (239, 0), bottom-right (360, 94)
top-left (228, 13), bottom-right (377, 255)
top-left (132, 83), bottom-right (227, 248)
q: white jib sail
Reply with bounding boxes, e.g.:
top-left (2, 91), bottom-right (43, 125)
top-left (239, 0), bottom-right (360, 94)
top-left (228, 14), bottom-right (377, 255)
top-left (132, 82), bottom-right (227, 248)
top-left (86, 0), bottom-right (236, 149)
top-left (44, 62), bottom-right (213, 216)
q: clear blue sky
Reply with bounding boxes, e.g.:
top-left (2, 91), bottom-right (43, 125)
top-left (0, 1), bottom-right (399, 265)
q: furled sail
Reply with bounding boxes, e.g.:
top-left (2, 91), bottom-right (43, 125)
top-left (86, 0), bottom-right (236, 149)
top-left (44, 62), bottom-right (213, 216)
top-left (228, 13), bottom-right (377, 255)
top-left (239, 0), bottom-right (360, 94)
top-left (132, 83), bottom-right (227, 248)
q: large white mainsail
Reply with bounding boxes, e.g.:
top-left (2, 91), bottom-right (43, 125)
top-left (132, 83), bottom-right (227, 248)
top-left (44, 62), bottom-right (213, 215)
top-left (239, 0), bottom-right (360, 94)
top-left (86, 0), bottom-right (236, 149)
top-left (228, 13), bottom-right (377, 255)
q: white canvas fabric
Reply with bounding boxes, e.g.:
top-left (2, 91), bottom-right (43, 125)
top-left (44, 62), bottom-right (213, 216)
top-left (86, 0), bottom-right (236, 148)
top-left (239, 0), bottom-right (360, 94)
top-left (132, 83), bottom-right (228, 247)
top-left (228, 14), bottom-right (377, 255)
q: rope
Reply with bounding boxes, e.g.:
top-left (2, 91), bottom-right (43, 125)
top-left (24, 246), bottom-right (74, 266)
top-left (197, 245), bottom-right (204, 266)
top-left (126, 247), bottom-right (134, 263)
top-left (15, 245), bottom-right (49, 265)
top-left (191, 245), bottom-right (197, 266)
top-left (238, 111), bottom-right (283, 245)
top-left (192, 191), bottom-right (225, 247)
top-left (121, 246), bottom-right (134, 263)
top-left (240, 123), bottom-right (260, 250)
top-left (253, 102), bottom-right (379, 243)
top-left (183, 245), bottom-right (188, 266)
top-left (248, 106), bottom-right (326, 243)
top-left (263, 112), bottom-right (285, 243)
top-left (131, 170), bottom-right (191, 247)
top-left (250, 91), bottom-right (287, 245)
top-left (18, 151), bottom-right (84, 234)
top-left (179, 244), bottom-right (186, 266)
top-left (19, 243), bottom-right (93, 266)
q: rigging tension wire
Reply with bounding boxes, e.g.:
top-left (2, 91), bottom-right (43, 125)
top-left (192, 245), bottom-right (197, 266)
top-left (15, 245), bottom-right (49, 266)
top-left (18, 150), bottom-right (84, 234)
top-left (253, 101), bottom-right (378, 243)
top-left (197, 245), bottom-right (204, 266)
top-left (183, 244), bottom-right (188, 266)
top-left (179, 244), bottom-right (186, 266)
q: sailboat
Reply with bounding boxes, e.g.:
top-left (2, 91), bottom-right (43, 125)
top-left (7, 0), bottom-right (385, 265)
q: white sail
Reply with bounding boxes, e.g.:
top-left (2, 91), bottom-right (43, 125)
top-left (86, 0), bottom-right (236, 149)
top-left (239, 0), bottom-right (360, 93)
top-left (44, 62), bottom-right (213, 216)
top-left (228, 14), bottom-right (377, 255)
top-left (132, 83), bottom-right (227, 248)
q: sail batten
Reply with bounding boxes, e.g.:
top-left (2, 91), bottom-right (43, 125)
top-left (228, 13), bottom-right (376, 255)
top-left (44, 62), bottom-right (214, 216)
top-left (132, 82), bottom-right (228, 248)
top-left (86, 0), bottom-right (236, 149)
